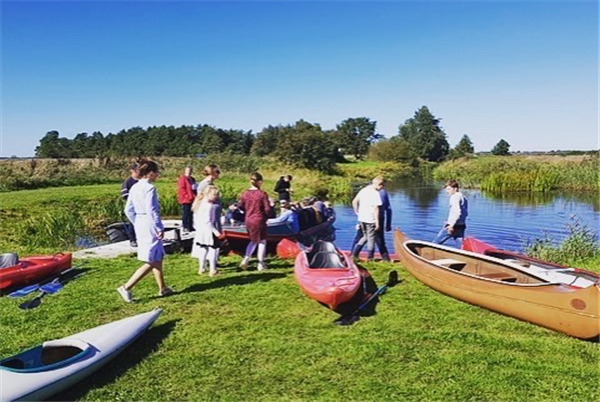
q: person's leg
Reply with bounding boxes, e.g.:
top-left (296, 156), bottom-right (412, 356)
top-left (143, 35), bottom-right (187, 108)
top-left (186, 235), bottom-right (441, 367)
top-left (352, 223), bottom-right (369, 257)
top-left (241, 241), bottom-right (258, 269)
top-left (207, 247), bottom-right (218, 276)
top-left (432, 226), bottom-right (452, 245)
top-left (351, 226), bottom-right (364, 255)
top-left (123, 263), bottom-right (154, 290)
top-left (257, 240), bottom-right (267, 271)
top-left (364, 223), bottom-right (377, 259)
top-left (197, 247), bottom-right (208, 274)
top-left (371, 227), bottom-right (389, 261)
top-left (452, 226), bottom-right (466, 248)
top-left (150, 260), bottom-right (172, 295)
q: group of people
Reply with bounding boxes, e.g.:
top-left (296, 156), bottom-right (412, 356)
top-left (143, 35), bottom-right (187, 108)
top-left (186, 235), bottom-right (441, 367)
top-left (350, 176), bottom-right (468, 261)
top-left (116, 161), bottom-right (291, 302)
top-left (116, 159), bottom-right (467, 303)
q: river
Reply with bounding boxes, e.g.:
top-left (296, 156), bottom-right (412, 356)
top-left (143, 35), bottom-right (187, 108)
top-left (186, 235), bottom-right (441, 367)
top-left (329, 179), bottom-right (600, 253)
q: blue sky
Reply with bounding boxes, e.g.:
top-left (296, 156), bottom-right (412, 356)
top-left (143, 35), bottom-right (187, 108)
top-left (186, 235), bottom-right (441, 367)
top-left (1, 1), bottom-right (598, 157)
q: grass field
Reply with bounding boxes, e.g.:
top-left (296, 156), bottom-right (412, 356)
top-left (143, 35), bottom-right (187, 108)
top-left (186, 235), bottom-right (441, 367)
top-left (1, 253), bottom-right (598, 402)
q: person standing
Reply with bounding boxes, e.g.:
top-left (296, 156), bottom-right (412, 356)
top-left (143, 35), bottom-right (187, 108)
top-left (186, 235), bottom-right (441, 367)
top-left (117, 159), bottom-right (173, 303)
top-left (239, 172), bottom-right (274, 271)
top-left (351, 181), bottom-right (392, 261)
top-left (274, 175), bottom-right (293, 202)
top-left (433, 179), bottom-right (468, 247)
top-left (351, 176), bottom-right (385, 261)
top-left (197, 164), bottom-right (221, 195)
top-left (177, 166), bottom-right (197, 233)
top-left (120, 162), bottom-right (140, 247)
top-left (191, 185), bottom-right (224, 277)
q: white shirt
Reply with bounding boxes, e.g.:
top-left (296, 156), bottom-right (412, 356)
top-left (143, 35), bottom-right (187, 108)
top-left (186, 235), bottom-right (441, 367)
top-left (355, 186), bottom-right (382, 224)
top-left (447, 192), bottom-right (468, 227)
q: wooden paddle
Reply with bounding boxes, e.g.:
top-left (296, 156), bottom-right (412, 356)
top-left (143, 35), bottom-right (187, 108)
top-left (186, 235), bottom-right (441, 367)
top-left (334, 270), bottom-right (400, 326)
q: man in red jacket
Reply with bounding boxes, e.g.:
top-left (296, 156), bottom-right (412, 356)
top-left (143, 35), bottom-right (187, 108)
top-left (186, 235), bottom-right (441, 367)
top-left (178, 165), bottom-right (197, 233)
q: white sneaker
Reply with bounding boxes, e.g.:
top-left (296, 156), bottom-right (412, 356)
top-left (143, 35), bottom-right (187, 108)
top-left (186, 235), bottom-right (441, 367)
top-left (198, 267), bottom-right (206, 274)
top-left (239, 259), bottom-right (249, 270)
top-left (117, 286), bottom-right (133, 303)
top-left (257, 263), bottom-right (267, 272)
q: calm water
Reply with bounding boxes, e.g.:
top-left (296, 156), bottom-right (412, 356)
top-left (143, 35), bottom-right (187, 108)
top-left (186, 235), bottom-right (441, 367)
top-left (330, 179), bottom-right (600, 253)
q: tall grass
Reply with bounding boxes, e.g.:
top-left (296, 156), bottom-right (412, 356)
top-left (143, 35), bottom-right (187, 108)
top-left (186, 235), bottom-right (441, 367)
top-left (524, 216), bottom-right (600, 266)
top-left (433, 155), bottom-right (599, 192)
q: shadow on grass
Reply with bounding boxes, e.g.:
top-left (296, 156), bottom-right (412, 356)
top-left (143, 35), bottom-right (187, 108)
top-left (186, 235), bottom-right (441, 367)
top-left (48, 318), bottom-right (179, 402)
top-left (179, 272), bottom-right (289, 295)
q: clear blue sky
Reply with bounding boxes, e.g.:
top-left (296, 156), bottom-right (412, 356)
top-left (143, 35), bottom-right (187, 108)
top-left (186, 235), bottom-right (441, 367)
top-left (1, 1), bottom-right (598, 157)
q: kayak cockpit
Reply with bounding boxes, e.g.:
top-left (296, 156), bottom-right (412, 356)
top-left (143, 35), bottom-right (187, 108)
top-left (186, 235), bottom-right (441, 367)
top-left (0, 339), bottom-right (92, 373)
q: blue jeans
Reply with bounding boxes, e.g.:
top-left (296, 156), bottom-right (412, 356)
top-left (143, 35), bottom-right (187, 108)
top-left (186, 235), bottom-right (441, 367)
top-left (432, 225), bottom-right (466, 248)
top-left (352, 222), bottom-right (377, 258)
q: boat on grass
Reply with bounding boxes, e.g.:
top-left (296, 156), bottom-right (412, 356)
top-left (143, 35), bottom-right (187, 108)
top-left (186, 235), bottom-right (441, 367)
top-left (462, 236), bottom-right (599, 288)
top-left (0, 253), bottom-right (72, 295)
top-left (224, 207), bottom-right (336, 255)
top-left (393, 229), bottom-right (599, 340)
top-left (294, 240), bottom-right (362, 310)
top-left (0, 309), bottom-right (162, 402)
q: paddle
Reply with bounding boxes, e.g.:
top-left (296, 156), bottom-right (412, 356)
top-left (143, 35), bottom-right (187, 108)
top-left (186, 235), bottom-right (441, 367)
top-left (19, 270), bottom-right (86, 310)
top-left (334, 270), bottom-right (400, 326)
top-left (7, 264), bottom-right (87, 298)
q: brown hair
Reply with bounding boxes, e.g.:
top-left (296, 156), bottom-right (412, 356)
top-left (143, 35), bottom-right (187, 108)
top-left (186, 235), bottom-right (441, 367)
top-left (445, 179), bottom-right (460, 190)
top-left (203, 164), bottom-right (220, 177)
top-left (138, 160), bottom-right (160, 177)
top-left (250, 172), bottom-right (263, 187)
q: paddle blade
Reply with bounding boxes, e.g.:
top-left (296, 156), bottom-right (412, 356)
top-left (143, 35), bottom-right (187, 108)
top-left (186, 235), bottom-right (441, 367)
top-left (333, 314), bottom-right (359, 326)
top-left (387, 270), bottom-right (400, 287)
top-left (19, 294), bottom-right (44, 310)
top-left (8, 284), bottom-right (40, 298)
top-left (40, 281), bottom-right (64, 294)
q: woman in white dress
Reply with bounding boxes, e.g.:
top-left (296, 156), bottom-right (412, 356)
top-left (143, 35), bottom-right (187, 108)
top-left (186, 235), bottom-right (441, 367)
top-left (117, 160), bottom-right (173, 303)
top-left (191, 185), bottom-right (223, 276)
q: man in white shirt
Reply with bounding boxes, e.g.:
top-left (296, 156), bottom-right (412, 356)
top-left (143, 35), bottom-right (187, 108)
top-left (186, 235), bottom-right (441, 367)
top-left (351, 176), bottom-right (385, 260)
top-left (433, 179), bottom-right (468, 247)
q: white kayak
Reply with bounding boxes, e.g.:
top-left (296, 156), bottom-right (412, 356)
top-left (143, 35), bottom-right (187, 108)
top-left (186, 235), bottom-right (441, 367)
top-left (0, 309), bottom-right (162, 402)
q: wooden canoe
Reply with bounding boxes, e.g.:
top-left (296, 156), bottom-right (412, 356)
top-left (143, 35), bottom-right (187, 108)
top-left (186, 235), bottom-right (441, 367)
top-left (393, 229), bottom-right (599, 340)
top-left (462, 236), bottom-right (599, 288)
top-left (294, 241), bottom-right (362, 310)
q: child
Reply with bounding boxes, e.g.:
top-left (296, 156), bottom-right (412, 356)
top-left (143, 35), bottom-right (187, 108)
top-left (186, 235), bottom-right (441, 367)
top-left (191, 185), bottom-right (224, 276)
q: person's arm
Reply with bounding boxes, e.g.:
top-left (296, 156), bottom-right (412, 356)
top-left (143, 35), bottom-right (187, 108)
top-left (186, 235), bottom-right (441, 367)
top-left (263, 192), bottom-right (275, 219)
top-left (209, 204), bottom-right (222, 236)
top-left (352, 193), bottom-right (360, 215)
top-left (120, 180), bottom-right (130, 201)
top-left (147, 187), bottom-right (165, 237)
top-left (124, 193), bottom-right (136, 224)
top-left (446, 194), bottom-right (461, 232)
top-left (381, 190), bottom-right (392, 231)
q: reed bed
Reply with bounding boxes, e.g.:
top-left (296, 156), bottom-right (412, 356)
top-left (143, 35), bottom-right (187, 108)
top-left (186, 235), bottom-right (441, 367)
top-left (433, 155), bottom-right (599, 192)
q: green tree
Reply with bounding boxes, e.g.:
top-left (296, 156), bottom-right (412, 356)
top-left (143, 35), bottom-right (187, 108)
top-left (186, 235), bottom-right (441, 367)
top-left (448, 134), bottom-right (475, 159)
top-left (398, 106), bottom-right (449, 162)
top-left (35, 131), bottom-right (74, 158)
top-left (251, 125), bottom-right (284, 156)
top-left (273, 120), bottom-right (340, 172)
top-left (368, 137), bottom-right (418, 166)
top-left (335, 117), bottom-right (381, 160)
top-left (491, 139), bottom-right (511, 155)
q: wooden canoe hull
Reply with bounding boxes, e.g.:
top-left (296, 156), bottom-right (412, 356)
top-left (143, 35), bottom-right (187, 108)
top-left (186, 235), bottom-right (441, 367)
top-left (393, 230), bottom-right (600, 340)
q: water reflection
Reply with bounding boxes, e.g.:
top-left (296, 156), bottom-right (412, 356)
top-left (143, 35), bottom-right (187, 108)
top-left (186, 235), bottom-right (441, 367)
top-left (330, 181), bottom-right (599, 254)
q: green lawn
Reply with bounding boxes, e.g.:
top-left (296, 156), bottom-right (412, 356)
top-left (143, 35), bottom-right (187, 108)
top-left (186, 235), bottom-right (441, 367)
top-left (1, 253), bottom-right (598, 402)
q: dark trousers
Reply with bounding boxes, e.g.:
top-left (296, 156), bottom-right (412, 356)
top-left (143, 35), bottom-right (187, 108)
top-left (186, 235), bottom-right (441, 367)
top-left (181, 203), bottom-right (194, 231)
top-left (351, 225), bottom-right (390, 261)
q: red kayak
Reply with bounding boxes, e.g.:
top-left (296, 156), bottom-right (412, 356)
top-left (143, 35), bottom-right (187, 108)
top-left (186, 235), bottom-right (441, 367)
top-left (462, 237), bottom-right (598, 288)
top-left (294, 241), bottom-right (362, 310)
top-left (277, 238), bottom-right (397, 262)
top-left (0, 253), bottom-right (73, 294)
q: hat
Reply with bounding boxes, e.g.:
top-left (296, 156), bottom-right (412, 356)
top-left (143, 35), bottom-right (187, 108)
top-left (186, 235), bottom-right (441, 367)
top-left (128, 163), bottom-right (139, 171)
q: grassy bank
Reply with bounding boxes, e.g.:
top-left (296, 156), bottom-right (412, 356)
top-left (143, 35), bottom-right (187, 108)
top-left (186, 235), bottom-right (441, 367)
top-left (433, 155), bottom-right (599, 192)
top-left (0, 159), bottom-right (413, 254)
top-left (0, 255), bottom-right (597, 402)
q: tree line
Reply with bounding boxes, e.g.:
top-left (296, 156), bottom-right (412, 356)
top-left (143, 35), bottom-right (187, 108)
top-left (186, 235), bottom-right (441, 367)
top-left (35, 106), bottom-right (512, 171)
